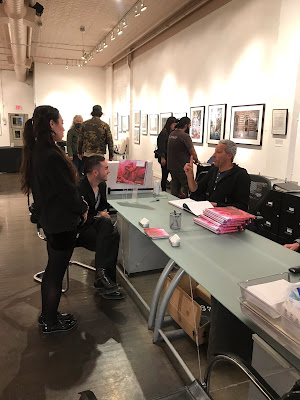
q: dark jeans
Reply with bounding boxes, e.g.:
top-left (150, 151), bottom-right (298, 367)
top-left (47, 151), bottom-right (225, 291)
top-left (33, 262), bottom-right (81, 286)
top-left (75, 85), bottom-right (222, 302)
top-left (170, 169), bottom-right (189, 198)
top-left (72, 154), bottom-right (83, 174)
top-left (160, 163), bottom-right (170, 192)
top-left (76, 217), bottom-right (120, 282)
top-left (42, 230), bottom-right (77, 324)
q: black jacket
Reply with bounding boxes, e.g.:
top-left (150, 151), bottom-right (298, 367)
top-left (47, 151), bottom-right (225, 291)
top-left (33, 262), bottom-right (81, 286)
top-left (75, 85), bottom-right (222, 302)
top-left (157, 128), bottom-right (169, 160)
top-left (77, 176), bottom-right (109, 228)
top-left (190, 164), bottom-right (250, 211)
top-left (31, 143), bottom-right (87, 233)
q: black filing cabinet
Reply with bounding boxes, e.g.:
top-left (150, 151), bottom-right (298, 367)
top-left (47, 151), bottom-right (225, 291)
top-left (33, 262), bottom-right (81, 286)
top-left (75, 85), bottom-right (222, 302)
top-left (258, 190), bottom-right (300, 244)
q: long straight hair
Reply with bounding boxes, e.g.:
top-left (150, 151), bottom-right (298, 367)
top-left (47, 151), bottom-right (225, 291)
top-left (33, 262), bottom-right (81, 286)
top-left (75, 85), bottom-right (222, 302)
top-left (163, 116), bottom-right (178, 134)
top-left (20, 105), bottom-right (78, 194)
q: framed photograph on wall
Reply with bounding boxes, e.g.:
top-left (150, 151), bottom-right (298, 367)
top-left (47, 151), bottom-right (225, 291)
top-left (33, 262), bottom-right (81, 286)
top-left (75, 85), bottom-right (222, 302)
top-left (174, 112), bottom-right (187, 120)
top-left (160, 112), bottom-right (172, 131)
top-left (272, 109), bottom-right (288, 136)
top-left (207, 104), bottom-right (227, 145)
top-left (113, 126), bottom-right (118, 141)
top-left (149, 114), bottom-right (159, 135)
top-left (141, 114), bottom-right (148, 135)
top-left (134, 127), bottom-right (140, 144)
top-left (190, 106), bottom-right (205, 144)
top-left (121, 115), bottom-right (129, 132)
top-left (134, 110), bottom-right (141, 127)
top-left (229, 104), bottom-right (265, 146)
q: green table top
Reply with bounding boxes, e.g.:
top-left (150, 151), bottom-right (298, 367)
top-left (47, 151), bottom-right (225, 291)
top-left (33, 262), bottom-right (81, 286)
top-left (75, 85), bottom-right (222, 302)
top-left (108, 192), bottom-right (300, 369)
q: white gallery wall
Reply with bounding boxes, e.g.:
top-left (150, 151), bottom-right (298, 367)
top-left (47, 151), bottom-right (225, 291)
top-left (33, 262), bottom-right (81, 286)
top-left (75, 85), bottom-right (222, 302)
top-left (34, 63), bottom-right (106, 139)
top-left (111, 0), bottom-right (300, 181)
top-left (0, 70), bottom-right (34, 147)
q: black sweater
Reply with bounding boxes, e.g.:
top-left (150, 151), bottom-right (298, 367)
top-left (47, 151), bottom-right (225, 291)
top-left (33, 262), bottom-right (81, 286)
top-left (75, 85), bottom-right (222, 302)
top-left (77, 176), bottom-right (109, 229)
top-left (157, 128), bottom-right (169, 159)
top-left (31, 143), bottom-right (87, 233)
top-left (190, 164), bottom-right (250, 211)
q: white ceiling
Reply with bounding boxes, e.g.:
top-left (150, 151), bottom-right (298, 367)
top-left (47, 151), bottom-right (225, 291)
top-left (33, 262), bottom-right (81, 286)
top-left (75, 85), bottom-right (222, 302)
top-left (0, 0), bottom-right (200, 71)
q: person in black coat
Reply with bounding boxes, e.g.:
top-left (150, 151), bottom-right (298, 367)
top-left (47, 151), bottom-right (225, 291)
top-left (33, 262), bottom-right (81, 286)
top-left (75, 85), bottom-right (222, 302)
top-left (77, 156), bottom-right (124, 300)
top-left (21, 105), bottom-right (88, 334)
top-left (156, 116), bottom-right (178, 191)
top-left (184, 139), bottom-right (250, 211)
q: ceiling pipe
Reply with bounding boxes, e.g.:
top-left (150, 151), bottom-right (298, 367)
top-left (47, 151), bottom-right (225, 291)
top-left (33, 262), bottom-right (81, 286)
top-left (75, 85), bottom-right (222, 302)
top-left (0, 0), bottom-right (35, 81)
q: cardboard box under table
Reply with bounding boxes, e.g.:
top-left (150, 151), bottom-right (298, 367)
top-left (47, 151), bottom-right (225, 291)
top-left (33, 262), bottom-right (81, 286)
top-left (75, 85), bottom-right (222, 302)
top-left (163, 273), bottom-right (211, 344)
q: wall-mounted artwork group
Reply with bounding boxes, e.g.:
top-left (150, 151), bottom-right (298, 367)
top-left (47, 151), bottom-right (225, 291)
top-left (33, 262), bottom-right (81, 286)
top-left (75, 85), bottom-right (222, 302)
top-left (114, 104), bottom-right (288, 147)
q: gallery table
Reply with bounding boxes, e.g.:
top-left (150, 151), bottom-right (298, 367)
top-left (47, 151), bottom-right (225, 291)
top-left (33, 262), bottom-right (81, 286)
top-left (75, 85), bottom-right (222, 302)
top-left (108, 192), bottom-right (300, 372)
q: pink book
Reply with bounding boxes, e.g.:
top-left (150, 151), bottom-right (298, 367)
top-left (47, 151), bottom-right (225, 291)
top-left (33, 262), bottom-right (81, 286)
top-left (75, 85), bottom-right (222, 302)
top-left (203, 206), bottom-right (254, 225)
top-left (144, 228), bottom-right (170, 239)
top-left (194, 216), bottom-right (241, 234)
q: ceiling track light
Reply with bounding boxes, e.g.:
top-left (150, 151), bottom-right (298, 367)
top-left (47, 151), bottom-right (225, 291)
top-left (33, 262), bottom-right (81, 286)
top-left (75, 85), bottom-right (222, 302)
top-left (122, 18), bottom-right (128, 28)
top-left (65, 60), bottom-right (68, 70)
top-left (103, 40), bottom-right (108, 48)
top-left (135, 4), bottom-right (140, 17)
top-left (141, 1), bottom-right (147, 11)
top-left (111, 31), bottom-right (115, 41)
top-left (117, 24), bottom-right (122, 35)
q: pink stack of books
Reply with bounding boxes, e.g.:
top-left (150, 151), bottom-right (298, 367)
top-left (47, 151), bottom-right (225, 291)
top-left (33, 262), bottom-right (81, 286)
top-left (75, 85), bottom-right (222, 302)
top-left (193, 206), bottom-right (255, 234)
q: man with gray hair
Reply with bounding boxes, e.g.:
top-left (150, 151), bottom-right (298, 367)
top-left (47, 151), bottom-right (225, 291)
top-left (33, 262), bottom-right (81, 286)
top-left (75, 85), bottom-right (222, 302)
top-left (184, 139), bottom-right (250, 211)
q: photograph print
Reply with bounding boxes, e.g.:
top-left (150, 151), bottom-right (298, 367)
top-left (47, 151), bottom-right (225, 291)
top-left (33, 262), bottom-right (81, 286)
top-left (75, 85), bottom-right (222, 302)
top-left (134, 110), bottom-right (141, 127)
top-left (207, 104), bottom-right (227, 145)
top-left (134, 126), bottom-right (140, 144)
top-left (141, 114), bottom-right (148, 135)
top-left (149, 114), bottom-right (159, 135)
top-left (230, 104), bottom-right (265, 146)
top-left (160, 112), bottom-right (172, 131)
top-left (121, 115), bottom-right (129, 132)
top-left (190, 106), bottom-right (205, 144)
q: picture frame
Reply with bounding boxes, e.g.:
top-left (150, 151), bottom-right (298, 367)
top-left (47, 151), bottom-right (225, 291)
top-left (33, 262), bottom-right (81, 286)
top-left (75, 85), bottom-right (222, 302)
top-left (190, 106), bottom-right (205, 144)
top-left (174, 112), bottom-right (187, 120)
top-left (230, 104), bottom-right (265, 146)
top-left (272, 109), bottom-right (288, 136)
top-left (121, 115), bottom-right (129, 132)
top-left (149, 114), bottom-right (159, 135)
top-left (134, 126), bottom-right (140, 144)
top-left (114, 125), bottom-right (118, 141)
top-left (207, 104), bottom-right (227, 145)
top-left (113, 112), bottom-right (118, 126)
top-left (160, 112), bottom-right (172, 132)
top-left (141, 114), bottom-right (148, 135)
top-left (134, 110), bottom-right (141, 127)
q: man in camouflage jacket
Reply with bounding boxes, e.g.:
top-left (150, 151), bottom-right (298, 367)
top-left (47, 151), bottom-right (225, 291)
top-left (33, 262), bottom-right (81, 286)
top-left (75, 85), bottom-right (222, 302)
top-left (78, 105), bottom-right (114, 160)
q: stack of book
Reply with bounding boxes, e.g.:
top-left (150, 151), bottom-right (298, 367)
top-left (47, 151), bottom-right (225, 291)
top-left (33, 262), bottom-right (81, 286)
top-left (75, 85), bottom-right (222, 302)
top-left (193, 206), bottom-right (255, 234)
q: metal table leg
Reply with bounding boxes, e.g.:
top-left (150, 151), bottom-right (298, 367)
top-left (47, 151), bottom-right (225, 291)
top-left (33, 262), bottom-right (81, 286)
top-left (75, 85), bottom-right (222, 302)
top-left (153, 267), bottom-right (186, 343)
top-left (148, 259), bottom-right (175, 330)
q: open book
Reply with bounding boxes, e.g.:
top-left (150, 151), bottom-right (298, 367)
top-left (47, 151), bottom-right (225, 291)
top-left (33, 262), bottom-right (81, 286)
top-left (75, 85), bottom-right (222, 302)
top-left (168, 198), bottom-right (213, 217)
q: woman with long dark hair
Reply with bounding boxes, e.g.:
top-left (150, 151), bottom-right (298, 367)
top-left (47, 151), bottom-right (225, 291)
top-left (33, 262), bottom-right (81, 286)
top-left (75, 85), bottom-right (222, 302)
top-left (156, 116), bottom-right (178, 191)
top-left (21, 105), bottom-right (88, 334)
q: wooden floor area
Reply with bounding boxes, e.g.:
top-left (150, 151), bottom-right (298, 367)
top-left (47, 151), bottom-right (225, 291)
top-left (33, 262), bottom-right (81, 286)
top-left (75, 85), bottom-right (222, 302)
top-left (0, 173), bottom-right (249, 400)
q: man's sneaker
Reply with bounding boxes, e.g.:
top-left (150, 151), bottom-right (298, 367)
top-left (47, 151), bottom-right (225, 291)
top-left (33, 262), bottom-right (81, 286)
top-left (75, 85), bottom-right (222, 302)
top-left (38, 311), bottom-right (74, 326)
top-left (42, 318), bottom-right (78, 334)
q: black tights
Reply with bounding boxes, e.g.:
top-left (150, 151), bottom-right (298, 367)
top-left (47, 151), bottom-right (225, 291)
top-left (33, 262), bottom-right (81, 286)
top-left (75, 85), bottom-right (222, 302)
top-left (41, 230), bottom-right (77, 324)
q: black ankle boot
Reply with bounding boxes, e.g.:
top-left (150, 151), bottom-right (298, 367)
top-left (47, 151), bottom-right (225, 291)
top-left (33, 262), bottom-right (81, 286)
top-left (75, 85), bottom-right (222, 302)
top-left (94, 268), bottom-right (118, 293)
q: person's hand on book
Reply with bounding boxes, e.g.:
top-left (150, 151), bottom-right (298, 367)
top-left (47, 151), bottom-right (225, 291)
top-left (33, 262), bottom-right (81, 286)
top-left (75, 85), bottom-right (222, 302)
top-left (284, 242), bottom-right (300, 252)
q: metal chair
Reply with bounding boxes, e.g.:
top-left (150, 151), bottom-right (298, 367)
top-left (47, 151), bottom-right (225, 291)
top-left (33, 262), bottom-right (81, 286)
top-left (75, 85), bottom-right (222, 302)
top-left (33, 224), bottom-right (95, 293)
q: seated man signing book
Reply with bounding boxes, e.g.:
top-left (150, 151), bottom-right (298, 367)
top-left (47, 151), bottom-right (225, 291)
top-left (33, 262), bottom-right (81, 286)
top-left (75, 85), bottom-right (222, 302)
top-left (184, 139), bottom-right (250, 211)
top-left (77, 155), bottom-right (124, 300)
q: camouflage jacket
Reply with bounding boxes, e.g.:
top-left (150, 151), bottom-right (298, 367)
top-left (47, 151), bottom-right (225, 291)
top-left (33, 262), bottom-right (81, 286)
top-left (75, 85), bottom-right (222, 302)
top-left (78, 117), bottom-right (114, 159)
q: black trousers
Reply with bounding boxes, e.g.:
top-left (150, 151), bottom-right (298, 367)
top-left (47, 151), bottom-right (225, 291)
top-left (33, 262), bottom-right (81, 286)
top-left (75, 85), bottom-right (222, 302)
top-left (160, 163), bottom-right (170, 192)
top-left (76, 217), bottom-right (120, 282)
top-left (42, 230), bottom-right (77, 324)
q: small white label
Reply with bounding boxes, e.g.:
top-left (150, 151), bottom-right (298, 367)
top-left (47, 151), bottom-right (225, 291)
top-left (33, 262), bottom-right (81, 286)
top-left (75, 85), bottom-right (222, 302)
top-left (275, 139), bottom-right (283, 147)
top-left (136, 160), bottom-right (145, 167)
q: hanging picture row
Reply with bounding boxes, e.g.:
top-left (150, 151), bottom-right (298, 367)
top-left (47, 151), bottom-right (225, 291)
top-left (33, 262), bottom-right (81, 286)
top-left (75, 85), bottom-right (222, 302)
top-left (115, 103), bottom-right (285, 147)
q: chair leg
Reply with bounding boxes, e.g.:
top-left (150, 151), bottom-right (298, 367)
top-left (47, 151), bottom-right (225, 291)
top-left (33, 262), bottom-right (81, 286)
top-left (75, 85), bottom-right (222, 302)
top-left (33, 265), bottom-right (70, 293)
